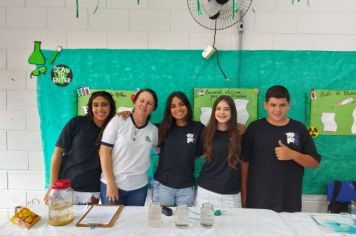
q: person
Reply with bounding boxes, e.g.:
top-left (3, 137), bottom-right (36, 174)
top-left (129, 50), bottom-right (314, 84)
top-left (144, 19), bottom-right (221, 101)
top-left (99, 88), bottom-right (159, 206)
top-left (241, 85), bottom-right (321, 212)
top-left (153, 91), bottom-right (204, 206)
top-left (196, 95), bottom-right (244, 210)
top-left (44, 91), bottom-right (116, 205)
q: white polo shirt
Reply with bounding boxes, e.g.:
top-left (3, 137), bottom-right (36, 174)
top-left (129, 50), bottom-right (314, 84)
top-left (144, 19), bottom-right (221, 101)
top-left (101, 115), bottom-right (158, 191)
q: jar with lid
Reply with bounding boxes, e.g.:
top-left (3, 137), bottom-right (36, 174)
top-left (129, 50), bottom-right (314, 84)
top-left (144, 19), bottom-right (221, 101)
top-left (200, 202), bottom-right (214, 227)
top-left (175, 204), bottom-right (189, 227)
top-left (48, 179), bottom-right (74, 226)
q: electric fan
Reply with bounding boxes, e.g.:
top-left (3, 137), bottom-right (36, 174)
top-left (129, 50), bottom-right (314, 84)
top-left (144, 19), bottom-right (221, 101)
top-left (187, 0), bottom-right (252, 30)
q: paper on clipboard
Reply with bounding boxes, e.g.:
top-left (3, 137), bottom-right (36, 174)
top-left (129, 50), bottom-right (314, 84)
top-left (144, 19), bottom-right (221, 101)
top-left (76, 205), bottom-right (124, 227)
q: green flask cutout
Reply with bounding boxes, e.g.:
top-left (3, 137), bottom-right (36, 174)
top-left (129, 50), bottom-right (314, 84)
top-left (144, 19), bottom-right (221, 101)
top-left (28, 41), bottom-right (46, 65)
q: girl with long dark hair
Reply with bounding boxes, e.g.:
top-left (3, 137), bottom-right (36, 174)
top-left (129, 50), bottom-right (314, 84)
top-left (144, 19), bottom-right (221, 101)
top-left (153, 91), bottom-right (204, 206)
top-left (44, 91), bottom-right (116, 205)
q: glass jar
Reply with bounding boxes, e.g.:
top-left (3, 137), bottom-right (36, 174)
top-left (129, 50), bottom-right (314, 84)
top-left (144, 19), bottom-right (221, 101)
top-left (175, 204), bottom-right (189, 227)
top-left (147, 202), bottom-right (162, 228)
top-left (48, 179), bottom-right (74, 226)
top-left (200, 202), bottom-right (214, 227)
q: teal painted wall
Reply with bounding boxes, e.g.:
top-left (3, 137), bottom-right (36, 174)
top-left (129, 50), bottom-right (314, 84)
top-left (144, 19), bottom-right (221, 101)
top-left (37, 49), bottom-right (356, 194)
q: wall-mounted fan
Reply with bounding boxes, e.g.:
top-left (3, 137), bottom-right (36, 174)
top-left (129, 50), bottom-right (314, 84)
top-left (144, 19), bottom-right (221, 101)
top-left (187, 0), bottom-right (253, 81)
top-left (187, 0), bottom-right (252, 30)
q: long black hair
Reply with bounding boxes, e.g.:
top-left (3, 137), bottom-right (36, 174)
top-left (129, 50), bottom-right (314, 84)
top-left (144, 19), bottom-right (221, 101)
top-left (86, 91), bottom-right (116, 143)
top-left (158, 91), bottom-right (192, 146)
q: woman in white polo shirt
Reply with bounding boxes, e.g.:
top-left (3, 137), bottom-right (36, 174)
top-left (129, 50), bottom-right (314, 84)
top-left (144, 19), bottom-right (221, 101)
top-left (99, 88), bottom-right (159, 206)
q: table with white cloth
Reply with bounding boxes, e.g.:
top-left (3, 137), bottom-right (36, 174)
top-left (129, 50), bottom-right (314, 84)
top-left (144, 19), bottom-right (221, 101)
top-left (0, 206), bottom-right (353, 236)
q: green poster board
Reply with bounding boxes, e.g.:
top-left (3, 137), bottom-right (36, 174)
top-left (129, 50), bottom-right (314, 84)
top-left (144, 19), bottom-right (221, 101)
top-left (193, 88), bottom-right (258, 126)
top-left (77, 89), bottom-right (136, 115)
top-left (310, 89), bottom-right (356, 136)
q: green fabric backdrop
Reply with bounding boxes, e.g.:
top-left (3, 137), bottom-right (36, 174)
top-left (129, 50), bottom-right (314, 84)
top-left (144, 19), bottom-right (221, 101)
top-left (37, 49), bottom-right (356, 194)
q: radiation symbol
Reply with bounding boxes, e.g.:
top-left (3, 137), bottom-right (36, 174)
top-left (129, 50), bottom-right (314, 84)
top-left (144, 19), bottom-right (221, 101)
top-left (308, 126), bottom-right (319, 138)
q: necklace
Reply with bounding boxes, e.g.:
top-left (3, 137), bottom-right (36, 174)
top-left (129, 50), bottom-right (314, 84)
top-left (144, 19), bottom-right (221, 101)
top-left (131, 127), bottom-right (138, 141)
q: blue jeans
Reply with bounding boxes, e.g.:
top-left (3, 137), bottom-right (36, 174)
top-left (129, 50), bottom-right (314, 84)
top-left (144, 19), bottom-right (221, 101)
top-left (100, 182), bottom-right (147, 206)
top-left (154, 181), bottom-right (195, 206)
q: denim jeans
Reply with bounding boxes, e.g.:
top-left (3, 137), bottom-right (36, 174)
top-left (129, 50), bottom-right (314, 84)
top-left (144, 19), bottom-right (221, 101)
top-left (154, 181), bottom-right (195, 206)
top-left (100, 182), bottom-right (147, 206)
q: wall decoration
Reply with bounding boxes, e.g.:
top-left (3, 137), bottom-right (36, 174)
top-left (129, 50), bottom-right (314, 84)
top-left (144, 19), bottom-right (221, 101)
top-left (51, 64), bottom-right (73, 86)
top-left (193, 88), bottom-right (258, 126)
top-left (49, 46), bottom-right (63, 64)
top-left (77, 89), bottom-right (135, 115)
top-left (310, 89), bottom-right (356, 136)
top-left (37, 49), bottom-right (356, 194)
top-left (28, 41), bottom-right (46, 65)
top-left (30, 66), bottom-right (46, 78)
top-left (77, 87), bottom-right (91, 97)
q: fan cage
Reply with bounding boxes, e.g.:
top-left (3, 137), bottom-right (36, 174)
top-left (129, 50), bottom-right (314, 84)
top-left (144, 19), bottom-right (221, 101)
top-left (187, 0), bottom-right (252, 30)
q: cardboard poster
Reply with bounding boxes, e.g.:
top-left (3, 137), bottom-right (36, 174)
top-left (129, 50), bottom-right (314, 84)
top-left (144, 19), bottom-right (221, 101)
top-left (310, 89), bottom-right (356, 136)
top-left (193, 88), bottom-right (258, 126)
top-left (77, 89), bottom-right (136, 115)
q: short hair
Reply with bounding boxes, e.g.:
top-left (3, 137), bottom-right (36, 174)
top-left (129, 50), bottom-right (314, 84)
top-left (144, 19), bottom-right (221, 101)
top-left (265, 85), bottom-right (290, 102)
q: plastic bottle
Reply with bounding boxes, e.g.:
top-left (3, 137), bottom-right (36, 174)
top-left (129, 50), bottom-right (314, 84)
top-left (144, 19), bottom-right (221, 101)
top-left (147, 202), bottom-right (162, 228)
top-left (48, 179), bottom-right (74, 226)
top-left (350, 201), bottom-right (356, 224)
top-left (200, 202), bottom-right (214, 227)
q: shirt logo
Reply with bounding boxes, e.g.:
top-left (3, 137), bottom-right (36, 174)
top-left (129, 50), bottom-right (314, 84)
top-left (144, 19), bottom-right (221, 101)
top-left (186, 133), bottom-right (195, 144)
top-left (285, 132), bottom-right (300, 145)
top-left (145, 136), bottom-right (152, 143)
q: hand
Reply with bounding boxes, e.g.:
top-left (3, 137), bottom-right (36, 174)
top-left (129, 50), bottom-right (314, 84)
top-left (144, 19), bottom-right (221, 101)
top-left (106, 182), bottom-right (119, 203)
top-left (43, 186), bottom-right (52, 205)
top-left (116, 111), bottom-right (131, 119)
top-left (275, 140), bottom-right (293, 161)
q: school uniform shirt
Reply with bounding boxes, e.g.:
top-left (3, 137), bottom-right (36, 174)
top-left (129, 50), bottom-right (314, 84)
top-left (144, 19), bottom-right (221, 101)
top-left (101, 115), bottom-right (158, 191)
top-left (154, 121), bottom-right (204, 189)
top-left (56, 115), bottom-right (102, 192)
top-left (198, 130), bottom-right (241, 194)
top-left (242, 118), bottom-right (321, 212)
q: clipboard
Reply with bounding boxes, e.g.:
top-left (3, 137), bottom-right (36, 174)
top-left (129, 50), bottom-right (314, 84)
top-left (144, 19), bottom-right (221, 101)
top-left (76, 204), bottom-right (124, 228)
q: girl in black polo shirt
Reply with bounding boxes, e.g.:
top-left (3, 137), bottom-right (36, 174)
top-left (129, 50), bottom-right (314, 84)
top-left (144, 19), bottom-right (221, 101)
top-left (44, 91), bottom-right (116, 205)
top-left (196, 95), bottom-right (243, 211)
top-left (153, 91), bottom-right (204, 206)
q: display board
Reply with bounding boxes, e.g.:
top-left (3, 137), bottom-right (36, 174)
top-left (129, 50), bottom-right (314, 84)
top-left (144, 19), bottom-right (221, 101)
top-left (193, 88), bottom-right (258, 126)
top-left (310, 89), bottom-right (356, 136)
top-left (37, 49), bottom-right (356, 194)
top-left (77, 89), bottom-right (135, 115)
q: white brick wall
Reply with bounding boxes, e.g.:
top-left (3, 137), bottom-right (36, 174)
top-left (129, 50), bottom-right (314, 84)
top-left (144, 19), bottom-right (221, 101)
top-left (1, 0), bottom-right (356, 214)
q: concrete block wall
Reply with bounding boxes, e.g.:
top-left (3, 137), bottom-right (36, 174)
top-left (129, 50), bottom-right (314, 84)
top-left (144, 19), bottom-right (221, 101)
top-left (1, 0), bottom-right (355, 220)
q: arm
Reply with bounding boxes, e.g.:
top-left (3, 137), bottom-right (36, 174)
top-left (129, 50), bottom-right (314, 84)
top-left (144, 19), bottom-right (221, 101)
top-left (240, 161), bottom-right (249, 208)
top-left (275, 140), bottom-right (320, 168)
top-left (99, 144), bottom-right (119, 203)
top-left (116, 110), bottom-right (131, 119)
top-left (44, 147), bottom-right (64, 204)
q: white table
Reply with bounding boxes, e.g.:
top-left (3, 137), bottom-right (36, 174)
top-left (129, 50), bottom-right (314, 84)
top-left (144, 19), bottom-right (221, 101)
top-left (0, 206), bottom-right (352, 236)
